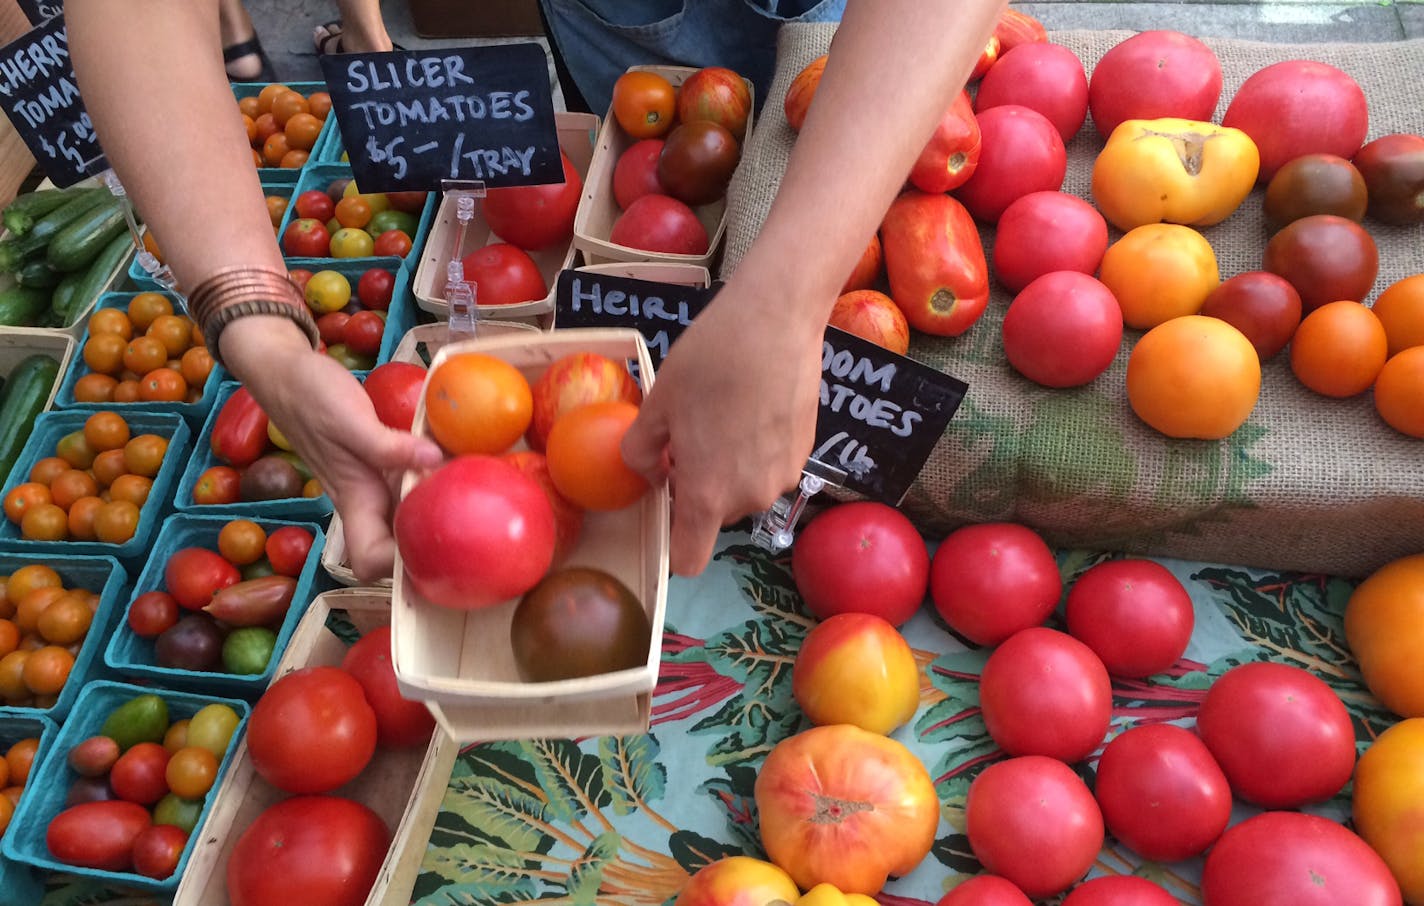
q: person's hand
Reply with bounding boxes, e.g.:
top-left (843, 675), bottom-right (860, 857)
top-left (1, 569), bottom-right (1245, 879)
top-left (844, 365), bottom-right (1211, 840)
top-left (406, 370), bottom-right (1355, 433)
top-left (225, 321), bottom-right (444, 581)
top-left (622, 284), bottom-right (825, 575)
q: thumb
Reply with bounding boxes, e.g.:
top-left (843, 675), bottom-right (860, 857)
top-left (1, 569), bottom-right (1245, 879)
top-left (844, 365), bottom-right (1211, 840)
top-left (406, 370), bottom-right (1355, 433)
top-left (621, 401), bottom-right (671, 484)
top-left (364, 423), bottom-right (445, 474)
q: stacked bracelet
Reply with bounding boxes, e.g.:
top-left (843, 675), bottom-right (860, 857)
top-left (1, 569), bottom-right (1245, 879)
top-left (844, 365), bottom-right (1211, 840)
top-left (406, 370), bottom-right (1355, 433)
top-left (188, 266), bottom-right (321, 369)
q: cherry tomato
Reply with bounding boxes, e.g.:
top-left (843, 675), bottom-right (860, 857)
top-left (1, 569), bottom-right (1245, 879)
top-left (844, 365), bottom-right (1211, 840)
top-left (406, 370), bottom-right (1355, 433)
top-left (304, 270), bottom-right (352, 313)
top-left (165, 745), bottom-right (218, 799)
top-left (193, 466), bottom-right (242, 506)
top-left (294, 189), bottom-right (335, 223)
top-left (356, 268), bottom-right (396, 310)
top-left (46, 800), bottom-right (152, 872)
top-left (109, 742), bottom-right (171, 806)
top-left (330, 227), bottom-right (376, 258)
top-left (164, 547), bottom-right (241, 610)
top-left (281, 218), bottom-right (330, 257)
top-left (132, 823), bottom-right (188, 879)
top-left (340, 310), bottom-right (386, 358)
top-left (264, 526), bottom-right (315, 577)
top-left (127, 590), bottom-right (180, 639)
top-left (372, 229), bottom-right (413, 258)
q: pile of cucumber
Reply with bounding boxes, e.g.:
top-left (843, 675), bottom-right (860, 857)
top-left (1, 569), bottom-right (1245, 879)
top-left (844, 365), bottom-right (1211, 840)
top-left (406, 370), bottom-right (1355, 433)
top-left (0, 185), bottom-right (136, 329)
top-left (0, 353), bottom-right (60, 482)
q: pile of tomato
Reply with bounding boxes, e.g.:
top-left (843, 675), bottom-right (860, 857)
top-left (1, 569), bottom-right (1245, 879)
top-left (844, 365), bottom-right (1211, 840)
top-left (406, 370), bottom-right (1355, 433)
top-left (0, 735), bottom-right (41, 835)
top-left (288, 265), bottom-right (396, 371)
top-left (72, 293), bottom-right (215, 406)
top-left (0, 565), bottom-right (97, 709)
top-left (281, 180), bottom-right (426, 261)
top-left (2, 412), bottom-right (168, 544)
top-left (237, 84), bottom-right (332, 171)
top-left (191, 387), bottom-right (324, 507)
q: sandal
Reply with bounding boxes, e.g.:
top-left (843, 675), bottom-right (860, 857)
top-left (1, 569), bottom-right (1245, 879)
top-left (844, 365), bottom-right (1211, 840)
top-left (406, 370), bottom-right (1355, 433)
top-left (224, 36), bottom-right (278, 82)
top-left (314, 20), bottom-right (406, 55)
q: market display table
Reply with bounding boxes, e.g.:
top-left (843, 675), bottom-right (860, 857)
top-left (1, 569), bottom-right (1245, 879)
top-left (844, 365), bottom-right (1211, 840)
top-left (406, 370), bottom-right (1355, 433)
top-left (400, 529), bottom-right (1388, 906)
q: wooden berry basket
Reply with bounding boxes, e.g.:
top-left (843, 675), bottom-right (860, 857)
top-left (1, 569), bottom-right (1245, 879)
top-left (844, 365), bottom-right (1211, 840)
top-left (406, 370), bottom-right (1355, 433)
top-left (411, 111), bottom-right (601, 326)
top-left (173, 587), bottom-right (457, 906)
top-left (0, 326), bottom-right (74, 421)
top-left (390, 327), bottom-right (670, 742)
top-left (320, 320), bottom-right (541, 588)
top-left (572, 65), bottom-right (755, 271)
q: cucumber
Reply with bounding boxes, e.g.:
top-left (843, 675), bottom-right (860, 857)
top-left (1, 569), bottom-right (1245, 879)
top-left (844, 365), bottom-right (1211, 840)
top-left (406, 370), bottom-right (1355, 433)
top-left (0, 285), bottom-right (51, 326)
top-left (48, 270), bottom-right (84, 328)
top-left (16, 259), bottom-right (60, 289)
top-left (46, 198), bottom-right (128, 272)
top-left (2, 187), bottom-right (97, 237)
top-left (62, 231), bottom-right (133, 327)
top-left (0, 353), bottom-right (60, 482)
top-left (0, 190), bottom-right (109, 271)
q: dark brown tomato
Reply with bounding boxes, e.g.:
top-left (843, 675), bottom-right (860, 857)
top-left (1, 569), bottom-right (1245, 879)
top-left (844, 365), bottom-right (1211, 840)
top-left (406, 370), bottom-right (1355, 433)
top-left (239, 456), bottom-right (304, 502)
top-left (510, 567), bottom-right (651, 682)
top-left (1263, 153), bottom-right (1367, 233)
top-left (657, 121), bottom-right (740, 207)
top-left (1262, 214), bottom-right (1378, 314)
top-left (1352, 133), bottom-right (1424, 224)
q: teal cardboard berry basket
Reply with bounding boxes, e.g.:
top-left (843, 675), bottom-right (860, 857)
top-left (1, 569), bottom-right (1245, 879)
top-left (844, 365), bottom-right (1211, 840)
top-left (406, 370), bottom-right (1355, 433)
top-left (282, 256), bottom-right (416, 372)
top-left (173, 381), bottom-right (333, 520)
top-left (277, 162), bottom-right (435, 273)
top-left (0, 410), bottom-right (190, 564)
top-left (0, 680), bottom-right (250, 894)
top-left (103, 513), bottom-right (324, 698)
top-left (230, 81), bottom-right (334, 184)
top-left (53, 291), bottom-right (226, 428)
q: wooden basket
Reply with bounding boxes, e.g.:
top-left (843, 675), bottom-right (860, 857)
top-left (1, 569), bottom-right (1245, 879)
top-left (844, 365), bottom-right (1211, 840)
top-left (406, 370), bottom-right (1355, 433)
top-left (320, 321), bottom-right (542, 589)
top-left (390, 327), bottom-right (670, 742)
top-left (572, 65), bottom-right (755, 270)
top-left (173, 587), bottom-right (457, 906)
top-left (0, 327), bottom-right (73, 412)
top-left (411, 111), bottom-right (600, 326)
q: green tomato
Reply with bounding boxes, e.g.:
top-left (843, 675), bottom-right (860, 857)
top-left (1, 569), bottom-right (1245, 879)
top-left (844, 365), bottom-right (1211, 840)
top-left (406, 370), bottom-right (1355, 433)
top-left (305, 270), bottom-right (352, 312)
top-left (241, 558), bottom-right (276, 580)
top-left (223, 626), bottom-right (278, 675)
top-left (153, 793), bottom-right (205, 833)
top-left (187, 703), bottom-right (241, 756)
top-left (368, 209), bottom-right (419, 238)
top-left (329, 227), bottom-right (375, 258)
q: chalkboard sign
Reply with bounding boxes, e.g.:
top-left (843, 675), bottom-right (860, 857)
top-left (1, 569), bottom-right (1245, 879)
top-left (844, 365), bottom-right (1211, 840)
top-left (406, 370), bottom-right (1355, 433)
top-left (17, 0), bottom-right (61, 26)
top-left (318, 43), bottom-right (561, 193)
top-left (554, 269), bottom-right (718, 368)
top-left (814, 326), bottom-right (967, 504)
top-left (0, 16), bottom-right (105, 188)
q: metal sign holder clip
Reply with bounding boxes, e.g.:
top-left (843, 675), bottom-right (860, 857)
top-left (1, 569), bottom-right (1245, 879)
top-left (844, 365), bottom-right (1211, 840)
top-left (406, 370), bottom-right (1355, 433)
top-left (750, 458), bottom-right (849, 553)
top-left (439, 178), bottom-right (486, 342)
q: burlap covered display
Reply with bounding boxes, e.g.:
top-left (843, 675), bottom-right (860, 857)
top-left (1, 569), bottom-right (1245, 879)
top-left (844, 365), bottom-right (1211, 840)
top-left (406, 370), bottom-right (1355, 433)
top-left (722, 25), bottom-right (1424, 578)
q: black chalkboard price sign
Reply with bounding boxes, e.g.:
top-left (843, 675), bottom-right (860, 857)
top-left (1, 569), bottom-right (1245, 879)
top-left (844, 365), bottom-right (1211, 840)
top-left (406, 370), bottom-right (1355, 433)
top-left (318, 43), bottom-right (561, 194)
top-left (17, 0), bottom-right (61, 26)
top-left (554, 269), bottom-right (718, 368)
top-left (0, 16), bottom-right (106, 188)
top-left (814, 326), bottom-right (968, 504)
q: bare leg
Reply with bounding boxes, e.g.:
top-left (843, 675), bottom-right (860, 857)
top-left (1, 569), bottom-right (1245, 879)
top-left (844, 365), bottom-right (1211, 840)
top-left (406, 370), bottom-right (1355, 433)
top-left (317, 0), bottom-right (393, 53)
top-left (218, 0), bottom-right (263, 79)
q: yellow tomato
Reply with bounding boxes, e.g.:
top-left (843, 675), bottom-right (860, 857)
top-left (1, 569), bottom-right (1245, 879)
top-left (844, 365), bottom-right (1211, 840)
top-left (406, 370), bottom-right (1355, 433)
top-left (1099, 223), bottom-right (1220, 329)
top-left (304, 270), bottom-right (352, 313)
top-left (1353, 717), bottom-right (1424, 902)
top-left (1345, 552), bottom-right (1424, 717)
top-left (267, 421), bottom-right (293, 452)
top-left (672, 856), bottom-right (799, 906)
top-left (797, 883), bottom-right (880, 906)
top-left (792, 613), bottom-right (919, 735)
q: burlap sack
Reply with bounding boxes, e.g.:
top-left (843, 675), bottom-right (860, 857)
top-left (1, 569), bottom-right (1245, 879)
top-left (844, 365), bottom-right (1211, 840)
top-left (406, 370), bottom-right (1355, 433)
top-left (722, 25), bottom-right (1424, 578)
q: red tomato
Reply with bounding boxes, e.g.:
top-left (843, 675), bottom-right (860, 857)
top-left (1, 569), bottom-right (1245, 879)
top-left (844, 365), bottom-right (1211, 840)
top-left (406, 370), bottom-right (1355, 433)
top-left (502, 450), bottom-right (585, 566)
top-left (975, 42), bottom-right (1089, 142)
top-left (1093, 724), bottom-right (1231, 862)
top-left (953, 105), bottom-right (1067, 223)
top-left (385, 191), bottom-right (428, 214)
top-left (992, 191), bottom-right (1108, 294)
top-left (526, 351), bottom-right (642, 453)
top-left (362, 362), bottom-right (426, 432)
top-left (281, 218), bottom-right (331, 257)
top-left (165, 547), bottom-right (242, 611)
top-left (909, 90), bottom-right (981, 194)
top-left (341, 626), bottom-right (435, 749)
top-left (340, 310), bottom-right (386, 358)
top-left (1196, 661), bottom-right (1356, 807)
top-left (109, 742), bottom-right (172, 806)
top-left (294, 189), bottom-right (335, 223)
top-left (316, 311), bottom-right (351, 347)
top-left (880, 190), bottom-right (990, 337)
top-left (356, 268), bottom-right (396, 311)
top-left (1064, 558), bottom-right (1194, 678)
top-left (966, 755), bottom-right (1104, 898)
top-left (1199, 271), bottom-right (1303, 361)
top-left (46, 800), bottom-right (153, 872)
top-left (609, 194), bottom-right (709, 256)
top-left (790, 502), bottom-right (929, 627)
top-left (227, 795), bottom-right (391, 906)
top-left (483, 149), bottom-right (583, 250)
top-left (935, 875), bottom-right (1032, 906)
top-left (677, 66), bottom-right (752, 142)
top-left (460, 243), bottom-right (547, 306)
top-left (1202, 811), bottom-right (1402, 906)
top-left (930, 522), bottom-right (1061, 646)
top-left (1061, 876), bottom-right (1181, 906)
top-left (247, 666), bottom-right (377, 794)
top-left (1222, 60), bottom-right (1369, 182)
top-left (288, 268), bottom-right (314, 296)
top-left (613, 139), bottom-right (666, 210)
top-left (132, 823), bottom-right (188, 880)
top-left (1001, 271), bottom-right (1123, 388)
top-left (1087, 30), bottom-right (1223, 140)
top-left (1262, 213), bottom-right (1378, 314)
top-left (394, 455), bottom-right (556, 610)
top-left (979, 627), bottom-right (1111, 762)
top-left (265, 526), bottom-right (315, 577)
top-left (372, 229), bottom-right (413, 258)
top-left (127, 590), bottom-right (180, 639)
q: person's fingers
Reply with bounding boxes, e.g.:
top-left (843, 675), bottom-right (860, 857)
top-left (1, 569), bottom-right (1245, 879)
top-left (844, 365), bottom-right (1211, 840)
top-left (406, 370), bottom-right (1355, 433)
top-left (621, 401), bottom-right (672, 484)
top-left (337, 470), bottom-right (400, 582)
top-left (364, 423), bottom-right (445, 473)
top-left (667, 488), bottom-right (723, 577)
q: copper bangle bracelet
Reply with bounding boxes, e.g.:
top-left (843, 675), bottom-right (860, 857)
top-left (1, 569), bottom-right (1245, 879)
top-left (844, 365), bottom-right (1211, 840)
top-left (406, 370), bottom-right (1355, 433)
top-left (188, 266), bottom-right (320, 368)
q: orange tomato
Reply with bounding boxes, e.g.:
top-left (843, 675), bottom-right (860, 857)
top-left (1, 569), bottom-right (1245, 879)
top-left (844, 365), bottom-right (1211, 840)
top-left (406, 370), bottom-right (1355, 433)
top-left (218, 519), bottom-right (267, 566)
top-left (14, 587), bottom-right (63, 633)
top-left (1290, 300), bottom-right (1387, 398)
top-left (113, 380), bottom-right (142, 404)
top-left (1371, 273), bottom-right (1424, 357)
top-left (124, 335), bottom-right (169, 375)
top-left (37, 592), bottom-right (91, 645)
top-left (92, 448), bottom-right (129, 487)
top-left (1374, 347), bottom-right (1424, 438)
top-left (307, 91), bottom-right (332, 119)
top-left (28, 457), bottom-right (71, 486)
top-left (88, 308), bottom-right (133, 340)
top-left (127, 293), bottom-right (173, 331)
top-left (55, 430), bottom-right (97, 469)
top-left (255, 83), bottom-right (290, 115)
top-left (123, 434), bottom-right (168, 478)
top-left (3, 483), bottom-right (52, 525)
top-left (49, 469), bottom-right (98, 510)
top-left (334, 196), bottom-right (372, 229)
top-left (139, 368), bottom-right (188, 403)
top-left (424, 352), bottom-right (533, 455)
top-left (237, 95), bottom-right (260, 119)
top-left (1346, 552), bottom-right (1424, 718)
top-left (284, 112), bottom-right (323, 151)
top-left (279, 149), bottom-right (310, 169)
top-left (1099, 224), bottom-right (1220, 329)
top-left (611, 70), bottom-right (676, 139)
top-left (266, 195), bottom-right (289, 227)
top-left (21, 645), bottom-right (73, 695)
top-left (545, 401), bottom-right (649, 511)
top-left (262, 132), bottom-right (291, 167)
top-left (165, 746), bottom-right (219, 799)
top-left (180, 346), bottom-right (214, 388)
top-left (252, 111), bottom-right (281, 145)
top-left (243, 112), bottom-right (257, 144)
top-left (676, 858), bottom-right (801, 906)
top-left (5, 737), bottom-right (38, 785)
top-left (109, 474), bottom-right (154, 508)
top-left (0, 651), bottom-right (31, 702)
top-left (193, 466), bottom-right (242, 506)
top-left (0, 620), bottom-right (16, 659)
top-left (84, 411), bottom-right (132, 452)
top-left (1353, 717), bottom-right (1424, 902)
top-left (142, 230), bottom-right (164, 264)
top-left (784, 55), bottom-right (828, 133)
top-left (83, 333), bottom-right (128, 375)
top-left (270, 89), bottom-right (309, 127)
top-left (67, 495), bottom-right (104, 540)
top-left (20, 503), bottom-right (68, 541)
top-left (1126, 315), bottom-right (1260, 439)
top-left (93, 499), bottom-right (141, 544)
top-left (6, 565), bottom-right (60, 604)
top-left (73, 372), bottom-right (118, 403)
top-left (147, 314), bottom-right (193, 357)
